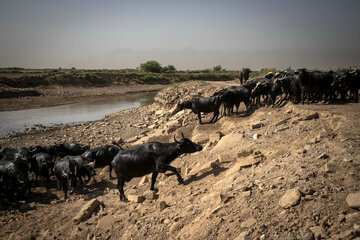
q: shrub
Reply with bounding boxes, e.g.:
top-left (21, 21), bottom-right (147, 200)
top-left (140, 60), bottom-right (162, 73)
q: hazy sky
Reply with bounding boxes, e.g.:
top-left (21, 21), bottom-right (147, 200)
top-left (1, 0), bottom-right (360, 70)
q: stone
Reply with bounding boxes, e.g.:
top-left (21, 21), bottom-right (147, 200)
top-left (309, 226), bottom-right (323, 240)
top-left (346, 192), bottom-right (360, 209)
top-left (302, 113), bottom-right (319, 121)
top-left (243, 191), bottom-right (251, 197)
top-left (324, 161), bottom-right (337, 173)
top-left (165, 119), bottom-right (182, 133)
top-left (143, 190), bottom-right (157, 200)
top-left (251, 123), bottom-right (264, 129)
top-left (253, 133), bottom-right (261, 140)
top-left (234, 231), bottom-right (251, 240)
top-left (318, 153), bottom-right (329, 159)
top-left (279, 188), bottom-right (302, 208)
top-left (128, 194), bottom-right (145, 203)
top-left (97, 215), bottom-right (114, 229)
top-left (299, 228), bottom-right (315, 240)
top-left (73, 199), bottom-right (104, 223)
top-left (197, 160), bottom-right (220, 175)
top-left (209, 131), bottom-right (224, 144)
top-left (159, 201), bottom-right (167, 211)
top-left (18, 204), bottom-right (31, 213)
top-left (139, 176), bottom-right (150, 186)
top-left (345, 212), bottom-right (360, 225)
top-left (218, 153), bottom-right (236, 163)
top-left (241, 217), bottom-right (257, 228)
top-left (237, 150), bottom-right (253, 158)
top-left (225, 157), bottom-right (260, 177)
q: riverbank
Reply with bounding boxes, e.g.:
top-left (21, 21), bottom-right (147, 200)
top-left (0, 83), bottom-right (168, 111)
top-left (0, 80), bottom-right (359, 240)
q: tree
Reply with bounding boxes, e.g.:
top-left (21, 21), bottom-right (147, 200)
top-left (140, 60), bottom-right (162, 73)
top-left (162, 65), bottom-right (176, 72)
top-left (213, 65), bottom-right (222, 71)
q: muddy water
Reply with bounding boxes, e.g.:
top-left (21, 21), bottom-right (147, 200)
top-left (0, 92), bottom-right (156, 138)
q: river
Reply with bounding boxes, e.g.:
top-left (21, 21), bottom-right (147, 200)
top-left (0, 92), bottom-right (156, 138)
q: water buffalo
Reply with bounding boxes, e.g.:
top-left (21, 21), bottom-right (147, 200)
top-left (54, 159), bottom-right (78, 199)
top-left (239, 68), bottom-right (251, 84)
top-left (111, 134), bottom-right (202, 202)
top-left (172, 95), bottom-right (221, 124)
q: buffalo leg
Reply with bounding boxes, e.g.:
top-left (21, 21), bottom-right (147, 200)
top-left (115, 172), bottom-right (128, 202)
top-left (150, 172), bottom-right (158, 190)
top-left (159, 165), bottom-right (183, 184)
top-left (108, 162), bottom-right (113, 179)
top-left (197, 112), bottom-right (202, 124)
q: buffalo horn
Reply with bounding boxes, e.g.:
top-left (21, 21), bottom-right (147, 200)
top-left (174, 135), bottom-right (179, 143)
top-left (61, 167), bottom-right (68, 177)
top-left (181, 133), bottom-right (185, 139)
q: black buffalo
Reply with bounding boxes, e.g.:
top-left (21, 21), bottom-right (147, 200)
top-left (172, 95), bottom-right (221, 124)
top-left (54, 159), bottom-right (78, 199)
top-left (239, 68), bottom-right (251, 84)
top-left (212, 86), bottom-right (250, 115)
top-left (61, 155), bottom-right (96, 187)
top-left (30, 152), bottom-right (54, 189)
top-left (81, 145), bottom-right (121, 179)
top-left (111, 134), bottom-right (202, 202)
top-left (0, 160), bottom-right (31, 200)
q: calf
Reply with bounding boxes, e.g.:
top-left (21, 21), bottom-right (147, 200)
top-left (172, 95), bottom-right (221, 124)
top-left (54, 159), bottom-right (78, 199)
top-left (81, 145), bottom-right (121, 179)
top-left (111, 134), bottom-right (202, 202)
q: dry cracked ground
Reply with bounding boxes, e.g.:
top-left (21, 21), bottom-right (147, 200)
top-left (0, 81), bottom-right (359, 240)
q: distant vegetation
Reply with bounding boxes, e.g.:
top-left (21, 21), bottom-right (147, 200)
top-left (0, 62), bottom-right (240, 88)
top-left (0, 63), bottom-right (277, 88)
top-left (249, 67), bottom-right (277, 78)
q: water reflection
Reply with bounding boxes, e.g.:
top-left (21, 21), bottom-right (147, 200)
top-left (0, 92), bottom-right (156, 138)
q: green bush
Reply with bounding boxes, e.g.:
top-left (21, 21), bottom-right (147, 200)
top-left (140, 60), bottom-right (162, 73)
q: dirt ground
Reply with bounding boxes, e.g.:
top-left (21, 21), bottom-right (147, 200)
top-left (0, 80), bottom-right (359, 240)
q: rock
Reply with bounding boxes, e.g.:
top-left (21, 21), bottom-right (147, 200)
top-left (253, 133), bottom-right (261, 140)
top-left (18, 204), bottom-right (31, 213)
top-left (279, 188), bottom-right (302, 208)
top-left (218, 153), bottom-right (236, 163)
top-left (309, 226), bottom-right (323, 240)
top-left (318, 153), bottom-right (329, 159)
top-left (302, 113), bottom-right (319, 121)
top-left (209, 131), bottom-right (224, 145)
top-left (97, 215), bottom-right (114, 229)
top-left (346, 192), bottom-right (360, 209)
top-left (143, 190), bottom-right (157, 200)
top-left (73, 199), bottom-right (104, 223)
top-left (299, 228), bottom-right (315, 240)
top-left (165, 119), bottom-right (182, 133)
top-left (159, 201), bottom-right (167, 211)
top-left (139, 175), bottom-right (150, 186)
top-left (345, 212), bottom-right (360, 225)
top-left (196, 160), bottom-right (220, 175)
top-left (241, 217), bottom-right (257, 228)
top-left (128, 194), bottom-right (145, 203)
top-left (243, 191), bottom-right (251, 197)
top-left (237, 150), bottom-right (253, 158)
top-left (324, 161), bottom-right (337, 173)
top-left (234, 231), bottom-right (251, 240)
top-left (225, 156), bottom-right (260, 177)
top-left (251, 122), bottom-right (264, 129)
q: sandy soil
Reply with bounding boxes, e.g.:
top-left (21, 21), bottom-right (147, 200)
top-left (0, 80), bottom-right (359, 240)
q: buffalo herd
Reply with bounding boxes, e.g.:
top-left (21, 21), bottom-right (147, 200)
top-left (0, 67), bottom-right (359, 203)
top-left (173, 67), bottom-right (359, 123)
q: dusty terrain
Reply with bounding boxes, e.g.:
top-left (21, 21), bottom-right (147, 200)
top-left (0, 80), bottom-right (359, 240)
